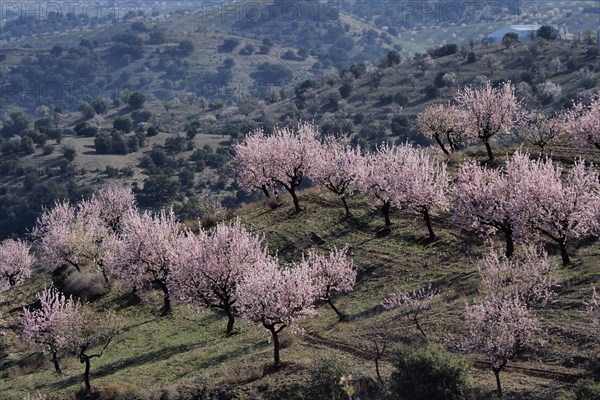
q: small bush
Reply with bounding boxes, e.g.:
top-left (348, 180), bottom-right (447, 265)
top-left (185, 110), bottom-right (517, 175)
top-left (556, 379), bottom-right (600, 400)
top-left (308, 356), bottom-right (352, 400)
top-left (391, 343), bottom-right (473, 400)
top-left (97, 382), bottom-right (146, 400)
top-left (42, 144), bottom-right (54, 155)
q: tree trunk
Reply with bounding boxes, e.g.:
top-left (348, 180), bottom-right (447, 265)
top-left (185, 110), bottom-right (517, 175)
top-left (8, 275), bottom-right (15, 287)
top-left (484, 141), bottom-right (494, 161)
top-left (52, 351), bottom-right (62, 374)
top-left (559, 239), bottom-right (570, 265)
top-left (100, 265), bottom-right (110, 285)
top-left (327, 298), bottom-right (346, 321)
top-left (422, 208), bottom-right (436, 240)
top-left (81, 355), bottom-right (91, 393)
top-left (447, 132), bottom-right (457, 153)
top-left (375, 355), bottom-right (383, 383)
top-left (381, 201), bottom-right (391, 229)
top-left (413, 313), bottom-right (427, 339)
top-left (286, 186), bottom-right (301, 213)
top-left (504, 228), bottom-right (514, 258)
top-left (261, 185), bottom-right (271, 198)
top-left (341, 196), bottom-right (352, 217)
top-left (156, 280), bottom-right (171, 315)
top-left (265, 324), bottom-right (281, 367)
top-left (492, 366), bottom-right (503, 397)
top-left (225, 307), bottom-right (235, 335)
top-left (434, 135), bottom-right (450, 156)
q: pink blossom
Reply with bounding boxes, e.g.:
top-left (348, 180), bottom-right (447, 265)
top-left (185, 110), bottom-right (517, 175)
top-left (454, 81), bottom-right (520, 160)
top-left (355, 143), bottom-right (412, 229)
top-left (233, 122), bottom-right (322, 212)
top-left (170, 219), bottom-right (275, 334)
top-left (236, 260), bottom-right (319, 366)
top-left (508, 153), bottom-right (600, 265)
top-left (21, 287), bottom-right (85, 374)
top-left (32, 200), bottom-right (107, 274)
top-left (516, 110), bottom-right (565, 155)
top-left (104, 209), bottom-right (180, 315)
top-left (417, 103), bottom-right (466, 155)
top-left (564, 95), bottom-right (600, 150)
top-left (454, 161), bottom-right (518, 257)
top-left (312, 135), bottom-right (364, 216)
top-left (303, 246), bottom-right (356, 321)
top-left (478, 245), bottom-right (557, 306)
top-left (394, 149), bottom-right (450, 239)
top-left (462, 294), bottom-right (539, 396)
top-left (0, 239), bottom-right (33, 290)
top-left (383, 284), bottom-right (438, 337)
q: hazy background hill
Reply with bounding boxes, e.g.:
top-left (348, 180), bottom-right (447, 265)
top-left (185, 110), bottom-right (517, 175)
top-left (1, 2), bottom-right (600, 399)
top-left (2, 1), bottom-right (600, 239)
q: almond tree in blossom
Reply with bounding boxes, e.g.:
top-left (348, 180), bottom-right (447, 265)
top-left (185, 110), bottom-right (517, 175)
top-left (33, 187), bottom-right (136, 284)
top-left (170, 219), bottom-right (275, 335)
top-left (0, 239), bottom-right (33, 290)
top-left (233, 123), bottom-right (321, 213)
top-left (478, 246), bottom-right (557, 306)
top-left (565, 95), bottom-right (600, 151)
top-left (461, 246), bottom-right (555, 396)
top-left (76, 309), bottom-right (119, 394)
top-left (21, 287), bottom-right (84, 374)
top-left (80, 186), bottom-right (138, 283)
top-left (454, 81), bottom-right (519, 161)
top-left (516, 110), bottom-right (564, 155)
top-left (104, 209), bottom-right (180, 315)
top-left (454, 162), bottom-right (517, 257)
top-left (312, 135), bottom-right (363, 217)
top-left (510, 155), bottom-right (600, 265)
top-left (232, 128), bottom-right (275, 198)
top-left (81, 186), bottom-right (137, 234)
top-left (236, 261), bottom-right (319, 367)
top-left (417, 103), bottom-right (465, 156)
top-left (305, 246), bottom-right (356, 321)
top-left (382, 284), bottom-right (438, 338)
top-left (395, 149), bottom-right (450, 240)
top-left (356, 143), bottom-right (411, 230)
top-left (32, 201), bottom-right (106, 274)
top-left (462, 295), bottom-right (538, 397)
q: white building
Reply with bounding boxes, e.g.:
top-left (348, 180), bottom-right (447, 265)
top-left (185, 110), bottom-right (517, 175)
top-left (487, 24), bottom-right (544, 44)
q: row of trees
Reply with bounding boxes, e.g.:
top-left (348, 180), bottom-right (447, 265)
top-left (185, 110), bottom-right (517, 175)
top-left (2, 175), bottom-right (597, 396)
top-left (233, 123), bottom-right (600, 264)
top-left (381, 240), bottom-right (595, 397)
top-left (17, 187), bottom-right (357, 392)
top-left (461, 246), bottom-right (557, 397)
top-left (418, 81), bottom-right (600, 160)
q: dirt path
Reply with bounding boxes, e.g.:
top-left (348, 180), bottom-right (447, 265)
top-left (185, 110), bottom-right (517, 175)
top-left (302, 331), bottom-right (584, 384)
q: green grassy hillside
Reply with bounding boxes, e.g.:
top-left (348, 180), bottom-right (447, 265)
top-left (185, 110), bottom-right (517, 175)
top-left (1, 163), bottom-right (598, 399)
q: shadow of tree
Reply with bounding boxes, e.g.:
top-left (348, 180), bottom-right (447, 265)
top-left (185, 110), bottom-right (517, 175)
top-left (47, 341), bottom-right (251, 390)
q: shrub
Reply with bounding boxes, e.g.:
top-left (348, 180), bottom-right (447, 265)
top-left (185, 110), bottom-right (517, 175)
top-left (113, 117), bottom-right (133, 133)
top-left (97, 382), bottom-right (146, 400)
top-left (61, 146), bottom-right (76, 162)
top-left (74, 123), bottom-right (98, 137)
top-left (307, 356), bottom-right (382, 400)
top-left (127, 92), bottom-right (146, 109)
top-left (391, 343), bottom-right (473, 400)
top-left (308, 356), bottom-right (353, 400)
top-left (42, 144), bottom-right (54, 155)
top-left (556, 379), bottom-right (600, 400)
